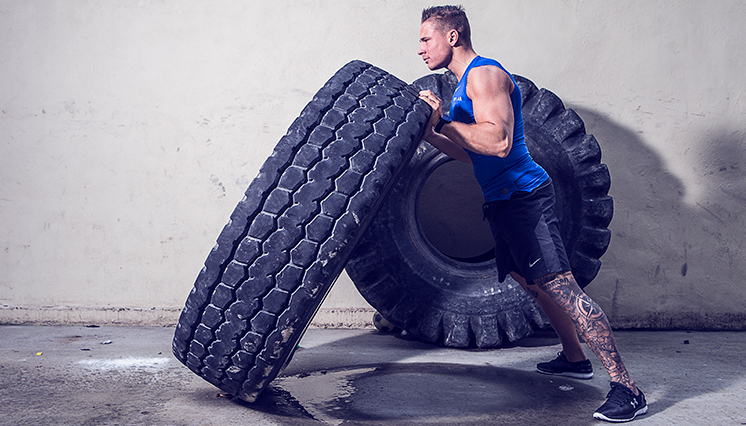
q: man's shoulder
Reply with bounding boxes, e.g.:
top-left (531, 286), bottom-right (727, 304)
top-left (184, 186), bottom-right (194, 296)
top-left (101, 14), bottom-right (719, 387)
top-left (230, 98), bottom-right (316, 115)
top-left (467, 63), bottom-right (512, 92)
top-left (473, 56), bottom-right (501, 67)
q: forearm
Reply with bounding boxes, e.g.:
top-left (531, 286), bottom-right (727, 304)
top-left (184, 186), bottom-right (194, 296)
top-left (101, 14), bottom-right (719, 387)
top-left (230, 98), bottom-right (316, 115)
top-left (417, 86), bottom-right (512, 161)
top-left (440, 120), bottom-right (512, 158)
top-left (423, 128), bottom-right (472, 163)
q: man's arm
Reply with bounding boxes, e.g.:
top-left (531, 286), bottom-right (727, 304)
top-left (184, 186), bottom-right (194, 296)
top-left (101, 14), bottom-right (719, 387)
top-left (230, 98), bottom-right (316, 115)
top-left (419, 65), bottom-right (515, 159)
top-left (420, 119), bottom-right (473, 163)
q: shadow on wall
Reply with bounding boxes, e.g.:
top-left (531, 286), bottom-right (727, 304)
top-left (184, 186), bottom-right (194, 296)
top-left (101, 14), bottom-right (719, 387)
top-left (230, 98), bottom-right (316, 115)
top-left (572, 106), bottom-right (746, 330)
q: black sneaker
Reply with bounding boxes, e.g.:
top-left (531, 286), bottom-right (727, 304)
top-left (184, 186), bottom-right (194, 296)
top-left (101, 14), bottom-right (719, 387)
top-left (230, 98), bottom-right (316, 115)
top-left (536, 351), bottom-right (594, 379)
top-left (593, 382), bottom-right (648, 422)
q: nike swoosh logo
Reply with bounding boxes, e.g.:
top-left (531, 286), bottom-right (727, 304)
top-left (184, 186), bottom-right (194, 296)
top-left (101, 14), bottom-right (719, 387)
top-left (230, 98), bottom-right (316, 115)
top-left (529, 258), bottom-right (541, 268)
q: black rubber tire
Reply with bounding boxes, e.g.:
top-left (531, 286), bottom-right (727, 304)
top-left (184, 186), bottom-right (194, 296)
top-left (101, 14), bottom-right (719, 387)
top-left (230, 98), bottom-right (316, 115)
top-left (345, 72), bottom-right (613, 349)
top-left (172, 60), bottom-right (430, 402)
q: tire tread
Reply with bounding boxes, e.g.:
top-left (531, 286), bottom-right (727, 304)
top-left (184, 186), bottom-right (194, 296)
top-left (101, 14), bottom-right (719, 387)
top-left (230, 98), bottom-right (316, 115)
top-left (173, 61), bottom-right (429, 401)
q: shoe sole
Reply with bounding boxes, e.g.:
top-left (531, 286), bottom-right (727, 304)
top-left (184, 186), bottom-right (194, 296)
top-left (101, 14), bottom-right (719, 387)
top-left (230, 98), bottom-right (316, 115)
top-left (536, 369), bottom-right (594, 380)
top-left (592, 405), bottom-right (648, 423)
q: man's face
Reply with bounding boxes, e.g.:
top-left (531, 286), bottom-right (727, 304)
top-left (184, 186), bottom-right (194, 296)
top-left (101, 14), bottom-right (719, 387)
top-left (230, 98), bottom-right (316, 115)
top-left (418, 19), bottom-right (452, 70)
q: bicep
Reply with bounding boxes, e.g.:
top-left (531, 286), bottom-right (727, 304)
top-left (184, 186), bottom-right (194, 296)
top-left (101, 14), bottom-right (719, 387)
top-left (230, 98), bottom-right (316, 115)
top-left (467, 67), bottom-right (514, 135)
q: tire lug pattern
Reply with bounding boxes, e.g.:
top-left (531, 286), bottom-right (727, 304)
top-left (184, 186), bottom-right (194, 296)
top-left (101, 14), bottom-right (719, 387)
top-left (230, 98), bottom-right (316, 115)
top-left (172, 61), bottom-right (430, 402)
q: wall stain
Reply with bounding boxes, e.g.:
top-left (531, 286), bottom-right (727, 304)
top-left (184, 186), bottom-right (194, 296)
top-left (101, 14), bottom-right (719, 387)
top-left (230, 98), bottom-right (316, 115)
top-left (696, 202), bottom-right (724, 223)
top-left (210, 174), bottom-right (226, 198)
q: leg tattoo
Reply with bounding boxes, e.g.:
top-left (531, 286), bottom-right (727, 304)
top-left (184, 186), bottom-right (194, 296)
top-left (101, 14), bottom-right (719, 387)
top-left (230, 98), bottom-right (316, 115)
top-left (525, 285), bottom-right (540, 299)
top-left (534, 272), bottom-right (637, 393)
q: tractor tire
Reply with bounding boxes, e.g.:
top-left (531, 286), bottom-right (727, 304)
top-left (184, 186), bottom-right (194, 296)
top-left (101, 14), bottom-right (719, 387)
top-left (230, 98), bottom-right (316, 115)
top-left (172, 60), bottom-right (430, 402)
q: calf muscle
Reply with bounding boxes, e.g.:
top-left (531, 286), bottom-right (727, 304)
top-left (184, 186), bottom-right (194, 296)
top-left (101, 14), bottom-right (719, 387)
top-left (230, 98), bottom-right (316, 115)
top-left (534, 272), bottom-right (637, 392)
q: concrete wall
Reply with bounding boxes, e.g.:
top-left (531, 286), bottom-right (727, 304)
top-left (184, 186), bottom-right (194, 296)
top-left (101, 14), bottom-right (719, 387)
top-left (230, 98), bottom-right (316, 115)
top-left (1, 1), bottom-right (744, 329)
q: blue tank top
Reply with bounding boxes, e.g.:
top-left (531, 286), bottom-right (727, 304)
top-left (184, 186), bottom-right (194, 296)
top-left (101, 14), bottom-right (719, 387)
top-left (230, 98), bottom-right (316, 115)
top-left (449, 56), bottom-right (548, 202)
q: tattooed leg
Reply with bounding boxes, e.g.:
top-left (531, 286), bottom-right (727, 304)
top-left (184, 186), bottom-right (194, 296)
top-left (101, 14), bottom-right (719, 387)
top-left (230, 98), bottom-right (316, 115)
top-left (510, 272), bottom-right (587, 362)
top-left (534, 271), bottom-right (638, 394)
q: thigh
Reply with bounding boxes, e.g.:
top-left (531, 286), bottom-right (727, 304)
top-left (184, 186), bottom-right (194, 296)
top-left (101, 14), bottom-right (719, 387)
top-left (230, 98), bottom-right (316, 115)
top-left (492, 182), bottom-right (570, 283)
top-left (485, 209), bottom-right (521, 283)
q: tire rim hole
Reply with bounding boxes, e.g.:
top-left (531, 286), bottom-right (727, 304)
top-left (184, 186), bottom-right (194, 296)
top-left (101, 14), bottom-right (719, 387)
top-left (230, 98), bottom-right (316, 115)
top-left (416, 159), bottom-right (495, 263)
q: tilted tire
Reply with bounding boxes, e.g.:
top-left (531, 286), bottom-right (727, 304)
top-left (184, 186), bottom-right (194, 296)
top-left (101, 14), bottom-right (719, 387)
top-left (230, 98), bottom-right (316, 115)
top-left (345, 72), bottom-right (613, 349)
top-left (172, 60), bottom-right (430, 402)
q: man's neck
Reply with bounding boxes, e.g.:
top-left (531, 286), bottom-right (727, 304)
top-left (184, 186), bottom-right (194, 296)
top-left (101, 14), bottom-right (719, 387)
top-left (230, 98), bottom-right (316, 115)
top-left (448, 48), bottom-right (478, 80)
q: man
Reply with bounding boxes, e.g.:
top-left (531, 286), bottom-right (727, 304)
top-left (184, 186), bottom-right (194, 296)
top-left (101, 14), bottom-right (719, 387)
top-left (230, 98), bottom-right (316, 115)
top-left (416, 5), bottom-right (647, 422)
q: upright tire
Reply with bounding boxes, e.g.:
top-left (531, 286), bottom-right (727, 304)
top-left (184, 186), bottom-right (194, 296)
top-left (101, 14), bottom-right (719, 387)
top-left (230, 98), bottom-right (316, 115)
top-left (345, 72), bottom-right (613, 349)
top-left (172, 61), bottom-right (430, 402)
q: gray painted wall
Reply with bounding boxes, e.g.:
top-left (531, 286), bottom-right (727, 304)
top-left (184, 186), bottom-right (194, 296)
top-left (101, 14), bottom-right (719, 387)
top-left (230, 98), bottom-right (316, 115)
top-left (1, 1), bottom-right (744, 329)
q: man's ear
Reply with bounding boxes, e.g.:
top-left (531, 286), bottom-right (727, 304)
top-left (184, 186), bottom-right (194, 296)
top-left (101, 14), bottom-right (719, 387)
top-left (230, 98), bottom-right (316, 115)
top-left (448, 29), bottom-right (459, 46)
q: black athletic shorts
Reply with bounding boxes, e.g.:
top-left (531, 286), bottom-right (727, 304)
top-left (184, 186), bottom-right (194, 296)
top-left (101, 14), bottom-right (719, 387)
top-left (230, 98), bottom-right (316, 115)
top-left (483, 178), bottom-right (571, 284)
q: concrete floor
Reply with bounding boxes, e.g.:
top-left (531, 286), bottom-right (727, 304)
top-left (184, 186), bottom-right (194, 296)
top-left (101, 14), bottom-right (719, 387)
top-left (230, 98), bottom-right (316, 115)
top-left (0, 325), bottom-right (744, 425)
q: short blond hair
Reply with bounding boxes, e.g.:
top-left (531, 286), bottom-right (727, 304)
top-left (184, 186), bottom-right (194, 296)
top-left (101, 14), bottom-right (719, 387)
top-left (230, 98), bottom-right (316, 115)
top-left (421, 5), bottom-right (472, 48)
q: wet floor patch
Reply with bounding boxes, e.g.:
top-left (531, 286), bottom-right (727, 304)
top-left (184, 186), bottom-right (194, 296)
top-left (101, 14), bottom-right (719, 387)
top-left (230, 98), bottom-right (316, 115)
top-left (245, 362), bottom-right (603, 426)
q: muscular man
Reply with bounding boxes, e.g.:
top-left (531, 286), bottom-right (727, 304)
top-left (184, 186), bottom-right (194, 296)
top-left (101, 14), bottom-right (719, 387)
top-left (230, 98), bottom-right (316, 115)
top-left (416, 5), bottom-right (647, 422)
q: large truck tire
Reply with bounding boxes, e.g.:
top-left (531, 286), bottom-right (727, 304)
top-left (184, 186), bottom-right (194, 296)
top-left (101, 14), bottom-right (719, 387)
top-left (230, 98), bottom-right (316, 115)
top-left (172, 61), bottom-right (430, 402)
top-left (346, 72), bottom-right (613, 349)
